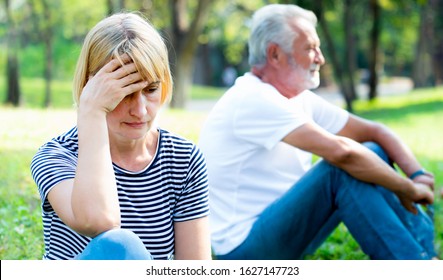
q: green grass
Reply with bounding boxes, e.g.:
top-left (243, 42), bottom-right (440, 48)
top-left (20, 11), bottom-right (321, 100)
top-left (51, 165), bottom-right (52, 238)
top-left (190, 84), bottom-right (226, 100)
top-left (0, 77), bottom-right (75, 108)
top-left (0, 80), bottom-right (442, 259)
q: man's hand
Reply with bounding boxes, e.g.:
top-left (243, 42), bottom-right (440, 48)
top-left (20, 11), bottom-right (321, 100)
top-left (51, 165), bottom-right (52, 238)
top-left (397, 182), bottom-right (434, 215)
top-left (412, 172), bottom-right (435, 191)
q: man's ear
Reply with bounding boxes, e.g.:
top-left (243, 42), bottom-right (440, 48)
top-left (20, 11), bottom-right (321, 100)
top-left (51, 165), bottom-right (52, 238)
top-left (266, 43), bottom-right (282, 67)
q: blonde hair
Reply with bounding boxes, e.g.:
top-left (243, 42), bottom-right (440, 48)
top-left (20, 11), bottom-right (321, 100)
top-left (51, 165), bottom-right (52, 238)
top-left (72, 12), bottom-right (172, 106)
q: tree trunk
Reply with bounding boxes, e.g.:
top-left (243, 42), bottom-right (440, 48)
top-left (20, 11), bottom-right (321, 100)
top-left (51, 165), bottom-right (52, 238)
top-left (5, 0), bottom-right (21, 106)
top-left (412, 0), bottom-right (436, 88)
top-left (314, 0), bottom-right (354, 112)
top-left (168, 0), bottom-right (211, 109)
top-left (106, 0), bottom-right (114, 15)
top-left (43, 35), bottom-right (53, 107)
top-left (6, 55), bottom-right (21, 106)
top-left (368, 0), bottom-right (381, 100)
top-left (433, 0), bottom-right (443, 85)
top-left (343, 0), bottom-right (357, 101)
top-left (105, 0), bottom-right (126, 14)
top-left (42, 0), bottom-right (53, 107)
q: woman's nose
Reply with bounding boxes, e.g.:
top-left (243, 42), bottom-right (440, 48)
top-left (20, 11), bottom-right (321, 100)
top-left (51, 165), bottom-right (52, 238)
top-left (129, 91), bottom-right (147, 117)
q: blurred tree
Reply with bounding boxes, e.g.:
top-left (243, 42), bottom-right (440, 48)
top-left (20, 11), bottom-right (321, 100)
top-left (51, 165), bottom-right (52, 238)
top-left (379, 1), bottom-right (419, 77)
top-left (5, 0), bottom-right (21, 106)
top-left (311, 0), bottom-right (357, 111)
top-left (25, 0), bottom-right (64, 107)
top-left (368, 0), bottom-right (381, 100)
top-left (1, 0), bottom-right (436, 109)
top-left (343, 0), bottom-right (357, 102)
top-left (412, 0), bottom-right (436, 88)
top-left (166, 0), bottom-right (212, 108)
top-left (107, 0), bottom-right (126, 15)
top-left (198, 0), bottom-right (268, 85)
top-left (205, 0), bottom-right (264, 65)
top-left (294, 0), bottom-right (427, 105)
top-left (433, 0), bottom-right (443, 85)
top-left (60, 1), bottom-right (105, 41)
top-left (131, 0), bottom-right (212, 108)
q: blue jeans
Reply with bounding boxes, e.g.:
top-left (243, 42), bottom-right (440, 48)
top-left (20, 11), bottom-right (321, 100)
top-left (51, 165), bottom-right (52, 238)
top-left (217, 143), bottom-right (436, 260)
top-left (75, 228), bottom-right (153, 260)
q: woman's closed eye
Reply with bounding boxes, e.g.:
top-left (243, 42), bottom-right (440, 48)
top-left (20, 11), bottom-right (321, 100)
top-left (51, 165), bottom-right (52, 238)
top-left (143, 81), bottom-right (160, 95)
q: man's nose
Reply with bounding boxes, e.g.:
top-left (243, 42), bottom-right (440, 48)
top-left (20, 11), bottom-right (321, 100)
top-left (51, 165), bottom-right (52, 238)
top-left (316, 48), bottom-right (325, 65)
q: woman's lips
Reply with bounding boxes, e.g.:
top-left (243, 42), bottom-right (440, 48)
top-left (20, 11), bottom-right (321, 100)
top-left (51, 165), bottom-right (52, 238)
top-left (125, 122), bottom-right (146, 129)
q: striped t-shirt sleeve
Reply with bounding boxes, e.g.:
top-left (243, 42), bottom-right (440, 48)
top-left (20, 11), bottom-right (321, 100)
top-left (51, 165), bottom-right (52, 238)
top-left (174, 145), bottom-right (210, 222)
top-left (30, 141), bottom-right (77, 212)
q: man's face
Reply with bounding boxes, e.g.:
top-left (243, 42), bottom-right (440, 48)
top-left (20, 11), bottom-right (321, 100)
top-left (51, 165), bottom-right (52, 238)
top-left (277, 18), bottom-right (325, 94)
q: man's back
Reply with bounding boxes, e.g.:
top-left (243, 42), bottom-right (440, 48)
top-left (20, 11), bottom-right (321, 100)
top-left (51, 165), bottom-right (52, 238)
top-left (198, 72), bottom-right (348, 255)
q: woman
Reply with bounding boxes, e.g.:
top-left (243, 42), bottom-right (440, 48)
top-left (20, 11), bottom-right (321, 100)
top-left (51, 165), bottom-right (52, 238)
top-left (30, 12), bottom-right (211, 260)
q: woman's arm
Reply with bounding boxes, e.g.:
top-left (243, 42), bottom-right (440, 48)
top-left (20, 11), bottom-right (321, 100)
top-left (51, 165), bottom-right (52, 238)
top-left (47, 56), bottom-right (148, 237)
top-left (174, 217), bottom-right (212, 260)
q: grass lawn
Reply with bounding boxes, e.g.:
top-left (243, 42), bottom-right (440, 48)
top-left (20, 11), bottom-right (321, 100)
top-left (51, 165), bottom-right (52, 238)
top-left (0, 81), bottom-right (442, 259)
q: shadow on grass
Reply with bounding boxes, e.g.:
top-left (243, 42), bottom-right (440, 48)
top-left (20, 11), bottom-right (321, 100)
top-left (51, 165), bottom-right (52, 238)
top-left (356, 100), bottom-right (443, 122)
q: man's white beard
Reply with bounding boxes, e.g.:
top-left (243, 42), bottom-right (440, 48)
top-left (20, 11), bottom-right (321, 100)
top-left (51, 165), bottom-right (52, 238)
top-left (289, 58), bottom-right (321, 90)
top-left (307, 71), bottom-right (320, 89)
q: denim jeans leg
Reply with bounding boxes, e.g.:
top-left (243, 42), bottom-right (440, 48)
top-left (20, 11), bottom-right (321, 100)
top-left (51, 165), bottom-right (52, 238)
top-left (375, 186), bottom-right (436, 257)
top-left (333, 168), bottom-right (429, 259)
top-left (300, 211), bottom-right (341, 258)
top-left (217, 143), bottom-right (432, 260)
top-left (217, 160), bottom-right (344, 260)
top-left (363, 142), bottom-right (436, 258)
top-left (75, 228), bottom-right (153, 260)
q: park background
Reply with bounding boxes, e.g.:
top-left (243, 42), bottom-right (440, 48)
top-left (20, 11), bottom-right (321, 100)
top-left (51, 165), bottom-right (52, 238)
top-left (0, 0), bottom-right (442, 259)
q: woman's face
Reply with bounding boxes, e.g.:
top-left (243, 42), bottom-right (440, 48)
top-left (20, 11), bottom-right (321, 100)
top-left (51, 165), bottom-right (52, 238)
top-left (106, 81), bottom-right (162, 141)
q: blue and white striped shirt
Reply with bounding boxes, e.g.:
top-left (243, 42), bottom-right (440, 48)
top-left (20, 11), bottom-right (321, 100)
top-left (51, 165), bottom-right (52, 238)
top-left (30, 127), bottom-right (209, 260)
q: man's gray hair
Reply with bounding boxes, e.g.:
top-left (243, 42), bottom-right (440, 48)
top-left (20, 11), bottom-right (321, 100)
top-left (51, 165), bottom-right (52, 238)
top-left (248, 4), bottom-right (317, 68)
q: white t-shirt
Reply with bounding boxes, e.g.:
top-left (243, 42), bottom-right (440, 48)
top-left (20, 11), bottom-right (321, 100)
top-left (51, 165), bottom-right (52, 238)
top-left (198, 73), bottom-right (349, 255)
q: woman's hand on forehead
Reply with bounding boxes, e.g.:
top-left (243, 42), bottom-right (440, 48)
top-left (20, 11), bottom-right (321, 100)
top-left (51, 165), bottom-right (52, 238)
top-left (80, 55), bottom-right (148, 113)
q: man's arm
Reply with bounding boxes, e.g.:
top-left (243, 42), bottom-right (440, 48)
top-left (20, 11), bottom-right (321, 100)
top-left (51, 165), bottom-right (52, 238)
top-left (282, 121), bottom-right (433, 213)
top-left (337, 114), bottom-right (435, 189)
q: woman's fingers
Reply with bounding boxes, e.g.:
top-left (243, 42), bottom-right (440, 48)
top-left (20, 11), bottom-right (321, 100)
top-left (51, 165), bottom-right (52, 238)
top-left (81, 54), bottom-right (149, 112)
top-left (97, 54), bottom-right (136, 76)
top-left (124, 80), bottom-right (149, 95)
top-left (91, 57), bottom-right (144, 91)
top-left (120, 71), bottom-right (144, 87)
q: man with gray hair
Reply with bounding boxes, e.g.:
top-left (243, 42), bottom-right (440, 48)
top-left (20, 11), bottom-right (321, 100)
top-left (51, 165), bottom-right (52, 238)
top-left (198, 4), bottom-right (437, 259)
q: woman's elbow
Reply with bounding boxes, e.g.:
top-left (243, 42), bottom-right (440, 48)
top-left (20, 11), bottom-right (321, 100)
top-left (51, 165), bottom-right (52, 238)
top-left (73, 213), bottom-right (121, 237)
